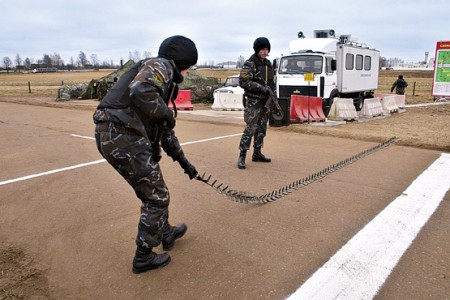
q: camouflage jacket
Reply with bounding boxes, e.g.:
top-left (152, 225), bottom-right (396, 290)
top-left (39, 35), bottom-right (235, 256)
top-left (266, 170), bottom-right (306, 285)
top-left (93, 58), bottom-right (184, 160)
top-left (239, 54), bottom-right (275, 100)
top-left (391, 78), bottom-right (408, 95)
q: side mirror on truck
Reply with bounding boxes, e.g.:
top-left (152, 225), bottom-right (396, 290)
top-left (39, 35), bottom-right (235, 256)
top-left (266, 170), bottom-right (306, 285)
top-left (331, 59), bottom-right (337, 71)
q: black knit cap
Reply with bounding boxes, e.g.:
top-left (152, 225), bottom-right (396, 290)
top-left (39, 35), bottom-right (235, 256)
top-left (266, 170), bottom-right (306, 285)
top-left (253, 37), bottom-right (271, 53)
top-left (158, 35), bottom-right (198, 70)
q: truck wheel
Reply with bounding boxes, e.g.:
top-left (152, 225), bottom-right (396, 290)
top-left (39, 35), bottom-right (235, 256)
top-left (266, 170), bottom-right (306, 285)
top-left (323, 99), bottom-right (332, 117)
top-left (354, 92), bottom-right (364, 111)
top-left (323, 91), bottom-right (339, 117)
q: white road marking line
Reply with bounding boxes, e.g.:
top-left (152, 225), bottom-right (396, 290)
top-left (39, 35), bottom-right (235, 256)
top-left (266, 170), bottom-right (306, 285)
top-left (287, 153), bottom-right (450, 300)
top-left (0, 159), bottom-right (106, 186)
top-left (0, 133), bottom-right (241, 186)
top-left (180, 133), bottom-right (241, 145)
top-left (70, 134), bottom-right (95, 140)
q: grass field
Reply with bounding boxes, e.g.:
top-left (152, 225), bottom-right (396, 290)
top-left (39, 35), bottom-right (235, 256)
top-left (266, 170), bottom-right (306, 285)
top-left (0, 70), bottom-right (112, 97)
top-left (0, 69), bottom-right (435, 103)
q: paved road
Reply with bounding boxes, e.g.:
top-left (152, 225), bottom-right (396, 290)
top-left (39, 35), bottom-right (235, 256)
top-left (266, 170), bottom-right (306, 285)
top-left (1, 102), bottom-right (449, 299)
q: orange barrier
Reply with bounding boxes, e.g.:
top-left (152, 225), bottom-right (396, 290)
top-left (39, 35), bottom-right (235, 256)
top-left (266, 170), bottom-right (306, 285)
top-left (290, 95), bottom-right (326, 123)
top-left (290, 95), bottom-right (308, 122)
top-left (168, 90), bottom-right (193, 111)
top-left (310, 97), bottom-right (326, 121)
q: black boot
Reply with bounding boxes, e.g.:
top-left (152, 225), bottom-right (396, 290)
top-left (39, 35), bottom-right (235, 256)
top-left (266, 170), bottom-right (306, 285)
top-left (132, 246), bottom-right (171, 274)
top-left (252, 148), bottom-right (271, 162)
top-left (162, 223), bottom-right (188, 251)
top-left (237, 150), bottom-right (247, 169)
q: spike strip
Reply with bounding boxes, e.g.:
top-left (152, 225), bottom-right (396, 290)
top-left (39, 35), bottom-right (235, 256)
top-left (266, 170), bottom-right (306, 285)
top-left (195, 137), bottom-right (398, 204)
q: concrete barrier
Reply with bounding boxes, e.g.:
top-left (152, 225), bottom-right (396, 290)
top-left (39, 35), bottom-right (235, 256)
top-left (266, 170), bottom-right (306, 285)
top-left (361, 97), bottom-right (383, 117)
top-left (381, 95), bottom-right (399, 113)
top-left (211, 93), bottom-right (244, 111)
top-left (393, 94), bottom-right (406, 108)
top-left (327, 98), bottom-right (358, 121)
top-left (375, 93), bottom-right (405, 109)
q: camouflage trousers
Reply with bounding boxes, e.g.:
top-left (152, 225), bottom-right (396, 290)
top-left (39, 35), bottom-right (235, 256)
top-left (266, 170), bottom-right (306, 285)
top-left (239, 98), bottom-right (269, 151)
top-left (95, 122), bottom-right (172, 249)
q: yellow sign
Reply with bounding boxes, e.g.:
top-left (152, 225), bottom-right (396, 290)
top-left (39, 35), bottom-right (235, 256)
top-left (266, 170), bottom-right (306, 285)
top-left (304, 73), bottom-right (314, 82)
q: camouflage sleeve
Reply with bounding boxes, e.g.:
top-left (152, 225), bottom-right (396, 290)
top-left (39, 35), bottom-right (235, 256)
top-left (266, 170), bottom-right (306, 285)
top-left (268, 63), bottom-right (276, 92)
top-left (129, 60), bottom-right (174, 122)
top-left (239, 60), bottom-right (268, 95)
top-left (391, 80), bottom-right (397, 92)
top-left (160, 127), bottom-right (184, 160)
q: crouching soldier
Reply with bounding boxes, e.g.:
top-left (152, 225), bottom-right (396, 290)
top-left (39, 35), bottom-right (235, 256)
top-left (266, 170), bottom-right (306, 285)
top-left (93, 36), bottom-right (198, 274)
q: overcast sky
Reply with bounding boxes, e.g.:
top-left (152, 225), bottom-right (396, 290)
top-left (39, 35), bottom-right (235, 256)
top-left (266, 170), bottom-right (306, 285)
top-left (1, 0), bottom-right (448, 66)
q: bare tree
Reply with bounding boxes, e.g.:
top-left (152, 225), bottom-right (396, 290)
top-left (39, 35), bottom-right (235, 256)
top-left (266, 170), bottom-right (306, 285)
top-left (24, 58), bottom-right (31, 70)
top-left (51, 53), bottom-right (63, 68)
top-left (42, 54), bottom-right (52, 67)
top-left (237, 55), bottom-right (245, 68)
top-left (77, 51), bottom-right (88, 68)
top-left (128, 50), bottom-right (141, 62)
top-left (3, 56), bottom-right (13, 72)
top-left (143, 51), bottom-right (152, 58)
top-left (133, 50), bottom-right (141, 61)
top-left (90, 54), bottom-right (99, 69)
top-left (15, 53), bottom-right (22, 68)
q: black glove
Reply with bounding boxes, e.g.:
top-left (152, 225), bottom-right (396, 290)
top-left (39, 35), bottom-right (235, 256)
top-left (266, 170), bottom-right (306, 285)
top-left (262, 86), bottom-right (272, 95)
top-left (151, 154), bottom-right (162, 163)
top-left (178, 156), bottom-right (198, 180)
top-left (164, 117), bottom-right (176, 130)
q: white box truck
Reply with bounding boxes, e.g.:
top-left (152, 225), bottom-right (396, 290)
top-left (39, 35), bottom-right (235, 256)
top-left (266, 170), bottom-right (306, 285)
top-left (275, 29), bottom-right (380, 115)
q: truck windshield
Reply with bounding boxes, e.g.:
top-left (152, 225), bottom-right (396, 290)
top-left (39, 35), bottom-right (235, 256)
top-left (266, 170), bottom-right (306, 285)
top-left (224, 76), bottom-right (240, 86)
top-left (278, 55), bottom-right (323, 74)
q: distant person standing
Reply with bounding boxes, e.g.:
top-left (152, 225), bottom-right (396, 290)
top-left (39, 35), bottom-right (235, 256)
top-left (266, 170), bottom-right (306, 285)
top-left (391, 74), bottom-right (408, 95)
top-left (92, 80), bottom-right (98, 99)
top-left (237, 37), bottom-right (275, 169)
top-left (97, 80), bottom-right (108, 101)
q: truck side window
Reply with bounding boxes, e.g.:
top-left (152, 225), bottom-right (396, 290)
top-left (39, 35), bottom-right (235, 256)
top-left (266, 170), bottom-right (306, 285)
top-left (345, 53), bottom-right (354, 70)
top-left (364, 56), bottom-right (371, 70)
top-left (325, 57), bottom-right (334, 73)
top-left (356, 55), bottom-right (363, 70)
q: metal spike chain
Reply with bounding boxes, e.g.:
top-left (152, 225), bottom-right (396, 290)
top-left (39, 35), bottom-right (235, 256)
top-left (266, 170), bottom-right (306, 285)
top-left (195, 137), bottom-right (399, 204)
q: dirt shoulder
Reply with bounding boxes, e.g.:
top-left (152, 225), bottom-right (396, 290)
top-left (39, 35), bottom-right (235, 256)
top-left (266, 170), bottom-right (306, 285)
top-left (1, 95), bottom-right (449, 152)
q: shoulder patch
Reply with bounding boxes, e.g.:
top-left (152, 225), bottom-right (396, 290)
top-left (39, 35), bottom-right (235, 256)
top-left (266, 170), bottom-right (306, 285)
top-left (152, 70), bottom-right (165, 87)
top-left (139, 59), bottom-right (171, 87)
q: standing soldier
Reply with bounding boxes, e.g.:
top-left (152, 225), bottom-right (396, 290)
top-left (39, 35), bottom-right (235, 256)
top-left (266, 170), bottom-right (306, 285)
top-left (237, 37), bottom-right (275, 169)
top-left (92, 80), bottom-right (98, 99)
top-left (391, 74), bottom-right (408, 95)
top-left (97, 80), bottom-right (108, 101)
top-left (93, 35), bottom-right (198, 273)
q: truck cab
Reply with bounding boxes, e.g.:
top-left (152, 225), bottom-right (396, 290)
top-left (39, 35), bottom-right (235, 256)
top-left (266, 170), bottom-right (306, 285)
top-left (275, 30), bottom-right (379, 116)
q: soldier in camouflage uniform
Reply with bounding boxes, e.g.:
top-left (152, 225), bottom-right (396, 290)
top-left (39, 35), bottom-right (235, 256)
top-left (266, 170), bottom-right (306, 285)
top-left (237, 37), bottom-right (275, 169)
top-left (93, 36), bottom-right (198, 274)
top-left (390, 74), bottom-right (408, 95)
top-left (97, 80), bottom-right (108, 101)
